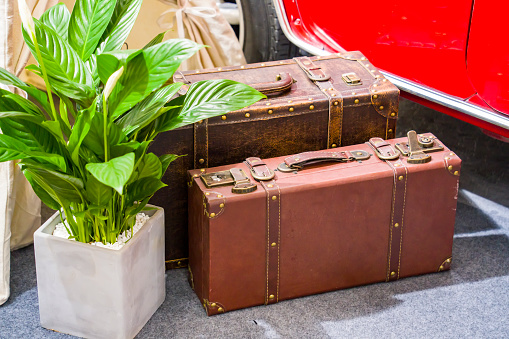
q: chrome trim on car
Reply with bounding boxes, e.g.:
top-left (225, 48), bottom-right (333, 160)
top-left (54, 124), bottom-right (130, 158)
top-left (273, 0), bottom-right (509, 131)
top-left (381, 71), bottom-right (509, 131)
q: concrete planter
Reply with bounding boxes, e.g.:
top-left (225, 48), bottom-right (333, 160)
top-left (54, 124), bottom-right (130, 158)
top-left (33, 206), bottom-right (165, 339)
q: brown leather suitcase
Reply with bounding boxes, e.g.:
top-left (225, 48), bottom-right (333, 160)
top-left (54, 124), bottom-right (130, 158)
top-left (150, 51), bottom-right (400, 269)
top-left (187, 131), bottom-right (460, 315)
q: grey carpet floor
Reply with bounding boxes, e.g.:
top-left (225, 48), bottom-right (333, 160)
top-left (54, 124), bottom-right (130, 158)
top-left (0, 99), bottom-right (508, 338)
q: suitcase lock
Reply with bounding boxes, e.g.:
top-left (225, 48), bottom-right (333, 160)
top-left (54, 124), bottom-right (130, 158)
top-left (200, 169), bottom-right (257, 194)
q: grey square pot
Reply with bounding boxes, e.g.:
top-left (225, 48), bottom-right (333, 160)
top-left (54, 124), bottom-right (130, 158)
top-left (33, 206), bottom-right (165, 339)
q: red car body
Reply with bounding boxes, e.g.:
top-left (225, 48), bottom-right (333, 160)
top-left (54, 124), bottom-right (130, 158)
top-left (273, 0), bottom-right (509, 139)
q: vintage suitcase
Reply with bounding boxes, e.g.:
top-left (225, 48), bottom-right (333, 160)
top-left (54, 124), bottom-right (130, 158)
top-left (150, 51), bottom-right (400, 269)
top-left (187, 131), bottom-right (461, 315)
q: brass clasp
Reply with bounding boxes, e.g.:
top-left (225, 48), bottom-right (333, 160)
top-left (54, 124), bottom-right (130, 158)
top-left (342, 72), bottom-right (362, 86)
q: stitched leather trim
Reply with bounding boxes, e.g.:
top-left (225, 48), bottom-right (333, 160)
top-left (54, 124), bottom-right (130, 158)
top-left (294, 56), bottom-right (343, 148)
top-left (194, 120), bottom-right (208, 168)
top-left (244, 158), bottom-right (281, 304)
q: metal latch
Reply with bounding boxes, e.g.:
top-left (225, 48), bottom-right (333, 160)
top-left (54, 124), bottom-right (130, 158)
top-left (406, 130), bottom-right (432, 164)
top-left (200, 169), bottom-right (257, 194)
top-left (395, 133), bottom-right (444, 157)
top-left (342, 72), bottom-right (362, 86)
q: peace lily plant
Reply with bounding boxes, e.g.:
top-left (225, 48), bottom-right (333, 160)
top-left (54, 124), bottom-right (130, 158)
top-left (0, 0), bottom-right (264, 245)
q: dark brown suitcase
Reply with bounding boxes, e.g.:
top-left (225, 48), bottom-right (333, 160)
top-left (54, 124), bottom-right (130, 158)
top-left (150, 51), bottom-right (400, 269)
top-left (187, 131), bottom-right (461, 315)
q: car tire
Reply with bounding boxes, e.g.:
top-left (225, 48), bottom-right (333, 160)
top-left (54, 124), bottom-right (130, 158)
top-left (238, 0), bottom-right (301, 63)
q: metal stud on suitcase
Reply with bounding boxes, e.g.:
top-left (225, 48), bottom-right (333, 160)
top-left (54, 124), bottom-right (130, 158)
top-left (188, 131), bottom-right (460, 315)
top-left (149, 51), bottom-right (400, 268)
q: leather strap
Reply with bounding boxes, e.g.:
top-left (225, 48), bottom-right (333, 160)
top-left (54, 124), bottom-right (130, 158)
top-left (368, 138), bottom-right (408, 281)
top-left (194, 120), bottom-right (208, 168)
top-left (284, 151), bottom-right (349, 168)
top-left (294, 56), bottom-right (343, 148)
top-left (245, 157), bottom-right (281, 304)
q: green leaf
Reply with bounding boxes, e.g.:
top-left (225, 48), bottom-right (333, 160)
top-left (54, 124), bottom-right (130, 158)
top-left (22, 19), bottom-right (94, 94)
top-left (110, 141), bottom-right (140, 159)
top-left (21, 164), bottom-right (84, 205)
top-left (82, 112), bottom-right (126, 157)
top-left (0, 68), bottom-right (51, 114)
top-left (96, 49), bottom-right (141, 84)
top-left (136, 153), bottom-right (161, 180)
top-left (40, 3), bottom-right (71, 39)
top-left (85, 175), bottom-right (113, 207)
top-left (68, 103), bottom-right (96, 166)
top-left (156, 80), bottom-right (266, 132)
top-left (0, 134), bottom-right (30, 162)
top-left (2, 94), bottom-right (45, 117)
top-left (68, 0), bottom-right (116, 61)
top-left (86, 152), bottom-right (135, 194)
top-left (0, 111), bottom-right (44, 124)
top-left (46, 72), bottom-right (95, 106)
top-left (98, 0), bottom-right (143, 52)
top-left (159, 154), bottom-right (184, 178)
top-left (126, 177), bottom-right (167, 206)
top-left (108, 39), bottom-right (203, 117)
top-left (143, 31), bottom-right (167, 49)
top-left (23, 169), bottom-right (60, 210)
top-left (0, 118), bottom-right (67, 170)
top-left (115, 82), bottom-right (183, 135)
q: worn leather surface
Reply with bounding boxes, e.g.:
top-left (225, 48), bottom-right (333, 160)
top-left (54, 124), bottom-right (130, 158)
top-left (188, 134), bottom-right (460, 315)
top-left (151, 51), bottom-right (400, 268)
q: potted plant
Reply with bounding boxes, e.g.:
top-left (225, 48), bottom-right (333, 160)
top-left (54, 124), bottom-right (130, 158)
top-left (0, 0), bottom-right (264, 337)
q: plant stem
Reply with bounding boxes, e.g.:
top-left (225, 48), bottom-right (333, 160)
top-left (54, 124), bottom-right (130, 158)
top-left (30, 30), bottom-right (58, 122)
top-left (102, 96), bottom-right (109, 162)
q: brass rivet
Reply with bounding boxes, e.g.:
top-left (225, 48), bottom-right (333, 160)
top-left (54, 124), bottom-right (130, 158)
top-left (309, 97), bottom-right (313, 101)
top-left (352, 92), bottom-right (356, 95)
top-left (371, 69), bottom-right (376, 73)
top-left (390, 271), bottom-right (396, 277)
top-left (361, 57), bottom-right (366, 60)
top-left (450, 152), bottom-right (455, 156)
top-left (219, 203), bottom-right (225, 208)
top-left (383, 79), bottom-right (387, 82)
top-left (177, 261), bottom-right (181, 265)
top-left (269, 294), bottom-right (275, 299)
top-left (218, 307), bottom-right (224, 312)
top-left (193, 174), bottom-right (199, 177)
top-left (390, 112), bottom-right (396, 117)
top-left (439, 266), bottom-right (444, 270)
top-left (267, 184), bottom-right (273, 188)
top-left (309, 105), bottom-right (315, 110)
top-left (217, 194), bottom-right (223, 198)
top-left (200, 168), bottom-right (206, 172)
top-left (295, 157), bottom-right (300, 161)
top-left (354, 99), bottom-right (359, 104)
top-left (379, 105), bottom-right (384, 110)
top-left (245, 113), bottom-right (250, 118)
top-left (221, 115), bottom-right (227, 120)
top-left (211, 303), bottom-right (216, 307)
top-left (266, 102), bottom-right (271, 106)
top-left (289, 107), bottom-right (294, 112)
top-left (241, 65), bottom-right (245, 69)
top-left (331, 93), bottom-right (336, 97)
top-left (261, 63), bottom-right (265, 66)
top-left (280, 61), bottom-right (284, 64)
top-left (268, 109), bottom-right (273, 114)
top-left (365, 64), bottom-right (370, 67)
top-left (373, 94), bottom-right (378, 99)
top-left (199, 158), bottom-right (205, 164)
top-left (331, 144), bottom-right (337, 148)
top-left (394, 164), bottom-right (401, 167)
top-left (444, 157), bottom-right (450, 160)
top-left (271, 242), bottom-right (277, 247)
top-left (328, 87), bottom-right (334, 91)
top-left (398, 175), bottom-right (404, 181)
top-left (454, 171), bottom-right (459, 176)
top-left (217, 68), bottom-right (222, 71)
top-left (372, 90), bottom-right (377, 93)
top-left (205, 192), bottom-right (210, 196)
top-left (394, 223), bottom-right (399, 228)
top-left (288, 100), bottom-right (293, 103)
top-left (388, 129), bottom-right (393, 133)
top-left (446, 258), bottom-right (451, 263)
top-left (373, 84), bottom-right (378, 87)
top-left (448, 165), bottom-right (453, 170)
top-left (272, 196), bottom-right (277, 201)
top-left (210, 212), bottom-right (216, 218)
top-left (334, 101), bottom-right (339, 106)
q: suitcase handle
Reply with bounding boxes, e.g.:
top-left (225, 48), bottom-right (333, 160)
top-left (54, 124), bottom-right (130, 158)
top-left (281, 150), bottom-right (371, 171)
top-left (250, 72), bottom-right (295, 95)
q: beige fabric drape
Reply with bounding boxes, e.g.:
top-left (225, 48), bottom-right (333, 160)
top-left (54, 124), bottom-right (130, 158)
top-left (0, 0), bottom-right (55, 306)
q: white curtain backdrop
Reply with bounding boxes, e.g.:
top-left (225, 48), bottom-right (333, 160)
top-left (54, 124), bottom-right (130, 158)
top-left (0, 0), bottom-right (56, 306)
